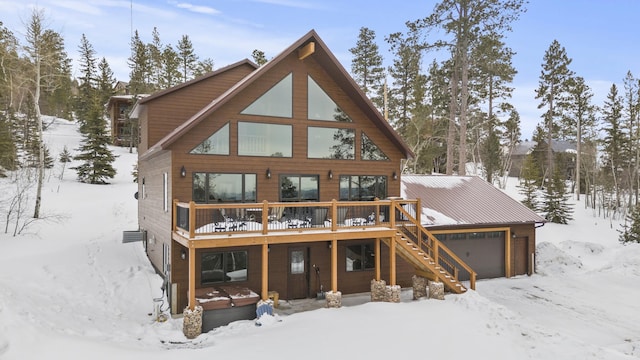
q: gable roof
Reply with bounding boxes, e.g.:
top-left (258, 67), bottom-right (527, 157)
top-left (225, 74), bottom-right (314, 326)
top-left (140, 30), bottom-right (413, 160)
top-left (401, 174), bottom-right (545, 227)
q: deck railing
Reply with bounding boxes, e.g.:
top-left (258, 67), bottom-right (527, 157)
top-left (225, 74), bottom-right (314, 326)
top-left (393, 203), bottom-right (477, 291)
top-left (174, 198), bottom-right (402, 238)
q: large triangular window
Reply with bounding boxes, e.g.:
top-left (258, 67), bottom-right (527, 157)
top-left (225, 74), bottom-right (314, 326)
top-left (307, 75), bottom-right (352, 122)
top-left (190, 123), bottom-right (229, 155)
top-left (361, 132), bottom-right (389, 160)
top-left (241, 73), bottom-right (292, 118)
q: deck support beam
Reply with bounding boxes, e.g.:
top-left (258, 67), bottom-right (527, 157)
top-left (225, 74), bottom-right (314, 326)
top-left (188, 244), bottom-right (196, 310)
top-left (374, 238), bottom-right (381, 281)
top-left (261, 243), bottom-right (269, 300)
top-left (331, 238), bottom-right (338, 292)
top-left (389, 236), bottom-right (396, 286)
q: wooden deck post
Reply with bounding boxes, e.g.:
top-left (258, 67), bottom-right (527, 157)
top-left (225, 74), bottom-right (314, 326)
top-left (375, 238), bottom-right (381, 281)
top-left (331, 238), bottom-right (338, 292)
top-left (506, 229), bottom-right (512, 278)
top-left (331, 199), bottom-right (337, 232)
top-left (188, 244), bottom-right (196, 310)
top-left (389, 236), bottom-right (396, 286)
top-left (261, 243), bottom-right (269, 300)
top-left (189, 201), bottom-right (196, 239)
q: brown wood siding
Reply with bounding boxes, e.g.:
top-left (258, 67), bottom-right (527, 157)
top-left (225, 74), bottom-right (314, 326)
top-left (145, 64), bottom-right (256, 151)
top-left (138, 151), bottom-right (172, 274)
top-left (169, 53), bottom-right (403, 203)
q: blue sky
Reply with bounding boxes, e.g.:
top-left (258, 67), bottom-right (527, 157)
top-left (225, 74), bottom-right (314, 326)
top-left (1, 0), bottom-right (639, 140)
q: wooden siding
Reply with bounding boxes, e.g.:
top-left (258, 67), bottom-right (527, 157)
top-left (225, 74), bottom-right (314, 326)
top-left (138, 151), bottom-right (172, 274)
top-left (141, 64), bottom-right (256, 153)
top-left (169, 53), bottom-right (402, 203)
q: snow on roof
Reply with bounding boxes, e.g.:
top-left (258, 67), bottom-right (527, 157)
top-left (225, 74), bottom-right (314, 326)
top-left (401, 174), bottom-right (545, 227)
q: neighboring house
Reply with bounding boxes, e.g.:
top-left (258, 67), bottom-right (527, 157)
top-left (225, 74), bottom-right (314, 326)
top-left (131, 30), bottom-right (489, 331)
top-left (402, 175), bottom-right (545, 278)
top-left (509, 140), bottom-right (576, 178)
top-left (106, 94), bottom-right (148, 146)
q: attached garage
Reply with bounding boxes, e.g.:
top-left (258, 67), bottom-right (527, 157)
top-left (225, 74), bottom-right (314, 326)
top-left (402, 175), bottom-right (545, 279)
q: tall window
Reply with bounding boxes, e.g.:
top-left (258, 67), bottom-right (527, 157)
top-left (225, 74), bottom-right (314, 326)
top-left (346, 244), bottom-right (374, 271)
top-left (201, 251), bottom-right (248, 284)
top-left (339, 175), bottom-right (387, 201)
top-left (193, 173), bottom-right (256, 203)
top-left (241, 73), bottom-right (292, 118)
top-left (307, 75), bottom-right (352, 122)
top-left (308, 127), bottom-right (355, 159)
top-left (190, 123), bottom-right (229, 155)
top-left (280, 175), bottom-right (319, 202)
top-left (238, 122), bottom-right (292, 157)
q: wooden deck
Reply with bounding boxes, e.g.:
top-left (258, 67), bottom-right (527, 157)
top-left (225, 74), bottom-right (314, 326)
top-left (172, 198), bottom-right (477, 311)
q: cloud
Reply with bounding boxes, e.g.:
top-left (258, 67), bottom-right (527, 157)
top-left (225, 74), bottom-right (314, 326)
top-left (173, 2), bottom-right (220, 15)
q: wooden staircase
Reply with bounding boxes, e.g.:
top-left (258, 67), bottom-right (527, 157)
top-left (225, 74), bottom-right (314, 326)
top-left (387, 203), bottom-right (477, 294)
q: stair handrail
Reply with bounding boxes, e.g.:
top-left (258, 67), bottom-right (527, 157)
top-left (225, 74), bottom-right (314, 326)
top-left (393, 202), bottom-right (476, 290)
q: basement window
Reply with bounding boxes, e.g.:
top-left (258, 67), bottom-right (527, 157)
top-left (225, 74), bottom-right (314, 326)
top-left (346, 243), bottom-right (374, 272)
top-left (201, 251), bottom-right (248, 284)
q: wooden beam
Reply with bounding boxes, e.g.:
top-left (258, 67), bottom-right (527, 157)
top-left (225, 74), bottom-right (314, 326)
top-left (298, 41), bottom-right (315, 60)
top-left (261, 243), bottom-right (269, 300)
top-left (389, 236), bottom-right (396, 286)
top-left (331, 238), bottom-right (337, 292)
top-left (188, 244), bottom-right (196, 310)
top-left (375, 238), bottom-right (381, 281)
top-left (506, 228), bottom-right (512, 278)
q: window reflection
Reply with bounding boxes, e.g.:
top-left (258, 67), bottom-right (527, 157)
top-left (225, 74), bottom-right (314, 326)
top-left (308, 127), bottom-right (354, 159)
top-left (238, 122), bottom-right (292, 157)
top-left (190, 123), bottom-right (230, 155)
top-left (192, 173), bottom-right (256, 203)
top-left (361, 132), bottom-right (389, 160)
top-left (280, 175), bottom-right (319, 202)
top-left (339, 175), bottom-right (387, 201)
top-left (241, 73), bottom-right (292, 118)
top-left (307, 75), bottom-right (352, 122)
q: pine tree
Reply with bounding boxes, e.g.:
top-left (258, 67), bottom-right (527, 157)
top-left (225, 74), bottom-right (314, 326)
top-left (542, 167), bottom-right (573, 224)
top-left (0, 110), bottom-right (17, 176)
top-left (160, 45), bottom-right (181, 89)
top-left (72, 97), bottom-right (117, 184)
top-left (618, 205), bottom-right (640, 244)
top-left (349, 27), bottom-right (385, 113)
top-left (518, 153), bottom-right (539, 211)
top-left (177, 34), bottom-right (199, 81)
top-left (58, 145), bottom-right (71, 180)
top-left (128, 30), bottom-right (153, 95)
top-left (76, 34), bottom-right (98, 132)
top-left (535, 40), bottom-right (574, 180)
top-left (600, 83), bottom-right (627, 210)
top-left (97, 57), bottom-right (115, 108)
top-left (251, 49), bottom-right (267, 66)
top-left (194, 58), bottom-right (214, 77)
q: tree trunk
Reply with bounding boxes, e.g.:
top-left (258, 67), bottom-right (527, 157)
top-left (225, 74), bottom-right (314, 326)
top-left (33, 54), bottom-right (44, 219)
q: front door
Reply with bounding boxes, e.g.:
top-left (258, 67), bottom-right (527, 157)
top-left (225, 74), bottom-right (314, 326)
top-left (288, 247), bottom-right (309, 299)
top-left (513, 236), bottom-right (529, 276)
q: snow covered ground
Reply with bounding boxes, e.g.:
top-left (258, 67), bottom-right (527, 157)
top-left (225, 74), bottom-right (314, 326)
top-left (1, 118), bottom-right (639, 359)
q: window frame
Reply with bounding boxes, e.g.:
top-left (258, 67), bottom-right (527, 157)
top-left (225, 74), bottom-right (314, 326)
top-left (192, 172), bottom-right (257, 204)
top-left (338, 175), bottom-right (387, 201)
top-left (201, 250), bottom-right (249, 285)
top-left (346, 243), bottom-right (375, 272)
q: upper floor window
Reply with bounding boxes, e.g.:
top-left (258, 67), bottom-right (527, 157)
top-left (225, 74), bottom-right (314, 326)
top-left (193, 173), bottom-right (256, 203)
top-left (307, 75), bottom-right (352, 122)
top-left (339, 175), bottom-right (387, 201)
top-left (308, 127), bottom-right (354, 159)
top-left (238, 122), bottom-right (292, 157)
top-left (241, 73), bottom-right (292, 118)
top-left (190, 123), bottom-right (230, 155)
top-left (361, 132), bottom-right (389, 161)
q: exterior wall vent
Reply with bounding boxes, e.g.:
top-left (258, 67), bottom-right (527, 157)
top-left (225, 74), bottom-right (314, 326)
top-left (122, 230), bottom-right (146, 243)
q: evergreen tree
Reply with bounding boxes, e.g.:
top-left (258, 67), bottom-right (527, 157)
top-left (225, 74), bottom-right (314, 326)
top-left (0, 110), bottom-right (17, 175)
top-left (251, 49), bottom-right (268, 66)
top-left (58, 145), bottom-right (71, 180)
top-left (542, 167), bottom-right (573, 224)
top-left (565, 75), bottom-right (597, 200)
top-left (177, 34), bottom-right (198, 81)
top-left (535, 39), bottom-right (574, 180)
top-left (622, 71), bottom-right (640, 205)
top-left (148, 27), bottom-right (163, 90)
top-left (421, 0), bottom-right (526, 175)
top-left (600, 83), bottom-right (627, 209)
top-left (76, 34), bottom-right (98, 130)
top-left (518, 153), bottom-right (539, 211)
top-left (349, 27), bottom-right (385, 113)
top-left (160, 45), bottom-right (181, 88)
top-left (128, 30), bottom-right (153, 95)
top-left (97, 57), bottom-right (115, 108)
top-left (618, 204), bottom-right (640, 244)
top-left (194, 58), bottom-right (214, 77)
top-left (72, 97), bottom-right (117, 184)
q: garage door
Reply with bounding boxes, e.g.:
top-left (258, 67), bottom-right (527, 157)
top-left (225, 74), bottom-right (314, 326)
top-left (441, 232), bottom-right (505, 279)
